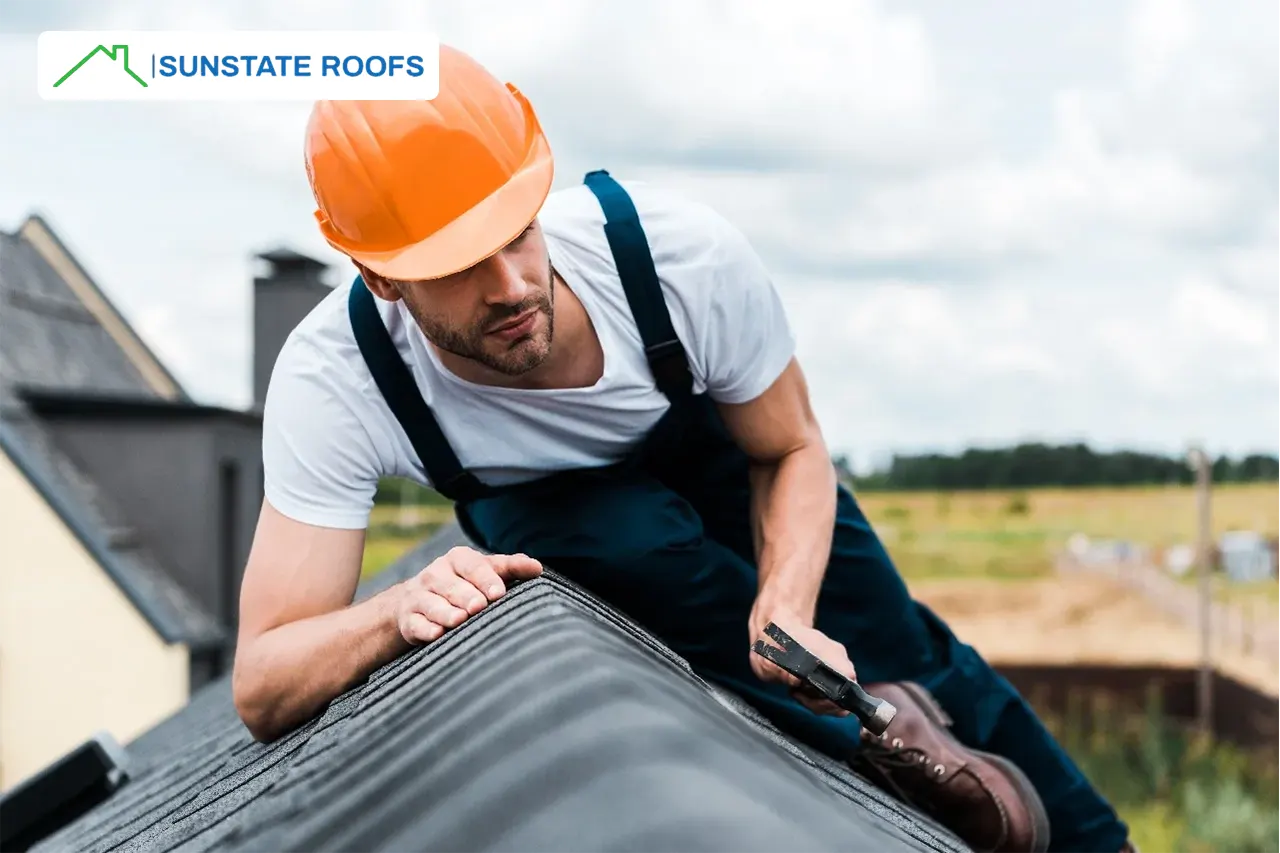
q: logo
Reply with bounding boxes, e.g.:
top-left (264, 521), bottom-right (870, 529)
top-left (37, 31), bottom-right (440, 101)
top-left (54, 43), bottom-right (148, 88)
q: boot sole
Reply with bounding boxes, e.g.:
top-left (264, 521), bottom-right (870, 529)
top-left (896, 681), bottom-right (1051, 853)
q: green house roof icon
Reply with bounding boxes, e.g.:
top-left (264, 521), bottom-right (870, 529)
top-left (54, 44), bottom-right (148, 88)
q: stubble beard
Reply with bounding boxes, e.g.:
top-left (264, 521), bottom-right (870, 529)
top-left (410, 261), bottom-right (557, 377)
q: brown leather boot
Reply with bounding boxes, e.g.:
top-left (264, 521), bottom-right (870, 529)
top-left (849, 681), bottom-right (1050, 853)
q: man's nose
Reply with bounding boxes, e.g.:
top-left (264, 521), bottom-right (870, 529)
top-left (477, 251), bottom-right (532, 305)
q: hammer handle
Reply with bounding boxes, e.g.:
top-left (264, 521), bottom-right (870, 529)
top-left (751, 623), bottom-right (897, 736)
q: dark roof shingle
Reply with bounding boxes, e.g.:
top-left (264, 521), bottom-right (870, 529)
top-left (29, 524), bottom-right (970, 853)
top-left (0, 229), bottom-right (173, 399)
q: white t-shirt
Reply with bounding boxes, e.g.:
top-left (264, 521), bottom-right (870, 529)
top-left (262, 178), bottom-right (796, 530)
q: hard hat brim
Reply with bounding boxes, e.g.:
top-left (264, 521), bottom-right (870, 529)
top-left (329, 128), bottom-right (555, 282)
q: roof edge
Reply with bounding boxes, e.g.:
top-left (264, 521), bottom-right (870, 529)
top-left (17, 213), bottom-right (192, 403)
top-left (0, 419), bottom-right (206, 647)
top-left (18, 386), bottom-right (262, 428)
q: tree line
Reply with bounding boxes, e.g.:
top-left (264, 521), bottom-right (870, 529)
top-left (375, 441), bottom-right (1278, 504)
top-left (839, 443), bottom-right (1279, 492)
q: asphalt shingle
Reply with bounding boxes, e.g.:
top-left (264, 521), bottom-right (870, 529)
top-left (30, 523), bottom-right (971, 853)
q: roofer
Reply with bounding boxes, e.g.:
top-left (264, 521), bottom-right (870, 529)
top-left (234, 44), bottom-right (1134, 853)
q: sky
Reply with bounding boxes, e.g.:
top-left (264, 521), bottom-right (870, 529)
top-left (0, 0), bottom-right (1276, 471)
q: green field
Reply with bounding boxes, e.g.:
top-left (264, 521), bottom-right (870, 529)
top-left (364, 483), bottom-right (1279, 589)
top-left (362, 503), bottom-right (454, 578)
top-left (855, 483), bottom-right (1278, 590)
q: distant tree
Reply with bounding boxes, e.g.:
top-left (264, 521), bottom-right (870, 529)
top-left (850, 443), bottom-right (1277, 491)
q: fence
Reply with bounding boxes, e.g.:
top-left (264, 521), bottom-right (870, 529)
top-left (1056, 553), bottom-right (1279, 669)
top-left (997, 663), bottom-right (1279, 751)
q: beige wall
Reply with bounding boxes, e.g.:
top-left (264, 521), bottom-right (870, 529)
top-left (0, 451), bottom-right (189, 791)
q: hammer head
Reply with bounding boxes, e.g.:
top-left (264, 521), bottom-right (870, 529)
top-left (858, 691), bottom-right (897, 737)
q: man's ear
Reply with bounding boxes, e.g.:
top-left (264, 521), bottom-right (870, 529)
top-left (353, 261), bottom-right (401, 302)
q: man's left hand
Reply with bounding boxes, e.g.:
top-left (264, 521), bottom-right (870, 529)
top-left (748, 609), bottom-right (856, 717)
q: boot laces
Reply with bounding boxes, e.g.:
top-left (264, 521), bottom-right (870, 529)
top-left (860, 734), bottom-right (933, 771)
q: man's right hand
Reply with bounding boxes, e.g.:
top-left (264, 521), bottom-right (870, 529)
top-left (396, 546), bottom-right (544, 644)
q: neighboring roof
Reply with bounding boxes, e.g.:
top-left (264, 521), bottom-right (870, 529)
top-left (30, 524), bottom-right (969, 853)
top-left (0, 217), bottom-right (222, 648)
top-left (0, 411), bottom-right (224, 649)
top-left (18, 387), bottom-right (262, 428)
top-left (15, 212), bottom-right (189, 399)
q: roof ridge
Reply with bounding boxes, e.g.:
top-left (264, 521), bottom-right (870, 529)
top-left (26, 543), bottom-right (964, 853)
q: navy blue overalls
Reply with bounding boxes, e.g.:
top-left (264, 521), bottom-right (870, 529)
top-left (348, 170), bottom-right (1128, 853)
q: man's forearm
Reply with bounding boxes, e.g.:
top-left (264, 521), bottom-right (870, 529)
top-left (233, 584), bottom-right (411, 741)
top-left (749, 439), bottom-right (837, 627)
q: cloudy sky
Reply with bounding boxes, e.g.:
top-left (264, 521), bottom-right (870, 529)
top-left (1, 0), bottom-right (1275, 470)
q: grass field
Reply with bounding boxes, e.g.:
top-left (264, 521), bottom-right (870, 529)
top-left (362, 504), bottom-right (454, 577)
top-left (362, 483), bottom-right (1279, 593)
top-left (855, 483), bottom-right (1278, 589)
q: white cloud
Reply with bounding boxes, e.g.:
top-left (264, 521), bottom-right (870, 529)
top-left (1127, 0), bottom-right (1196, 91)
top-left (90, 0), bottom-right (962, 188)
top-left (0, 0), bottom-right (1274, 462)
top-left (1170, 277), bottom-right (1274, 352)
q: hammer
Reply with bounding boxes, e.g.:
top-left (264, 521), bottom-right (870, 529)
top-left (751, 622), bottom-right (897, 737)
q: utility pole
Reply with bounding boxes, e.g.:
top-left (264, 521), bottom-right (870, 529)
top-left (1187, 445), bottom-right (1214, 736)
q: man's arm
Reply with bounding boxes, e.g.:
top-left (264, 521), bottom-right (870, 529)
top-left (232, 500), bottom-right (542, 742)
top-left (671, 197), bottom-right (853, 715)
top-left (239, 328), bottom-right (543, 741)
top-left (718, 357), bottom-right (835, 625)
top-left (716, 356), bottom-right (855, 716)
top-left (232, 500), bottom-right (396, 742)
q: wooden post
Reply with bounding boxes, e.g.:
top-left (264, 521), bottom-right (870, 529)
top-left (1188, 446), bottom-right (1214, 735)
top-left (1245, 598), bottom-right (1255, 655)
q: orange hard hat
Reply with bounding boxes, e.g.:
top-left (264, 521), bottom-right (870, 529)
top-left (304, 45), bottom-right (554, 281)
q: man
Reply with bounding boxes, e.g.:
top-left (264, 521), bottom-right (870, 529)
top-left (234, 44), bottom-right (1133, 853)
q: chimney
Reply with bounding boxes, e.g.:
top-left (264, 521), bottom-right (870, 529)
top-left (252, 248), bottom-right (332, 410)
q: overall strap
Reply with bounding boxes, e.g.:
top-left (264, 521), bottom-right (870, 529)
top-left (583, 170), bottom-right (694, 400)
top-left (347, 276), bottom-right (488, 503)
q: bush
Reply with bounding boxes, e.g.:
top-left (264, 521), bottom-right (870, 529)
top-left (1181, 773), bottom-right (1280, 852)
top-left (1045, 688), bottom-right (1279, 852)
top-left (1005, 492), bottom-right (1031, 516)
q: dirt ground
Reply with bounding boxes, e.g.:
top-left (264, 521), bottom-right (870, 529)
top-left (910, 574), bottom-right (1280, 697)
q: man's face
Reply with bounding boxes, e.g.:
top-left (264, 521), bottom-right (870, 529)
top-left (369, 220), bottom-right (556, 376)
